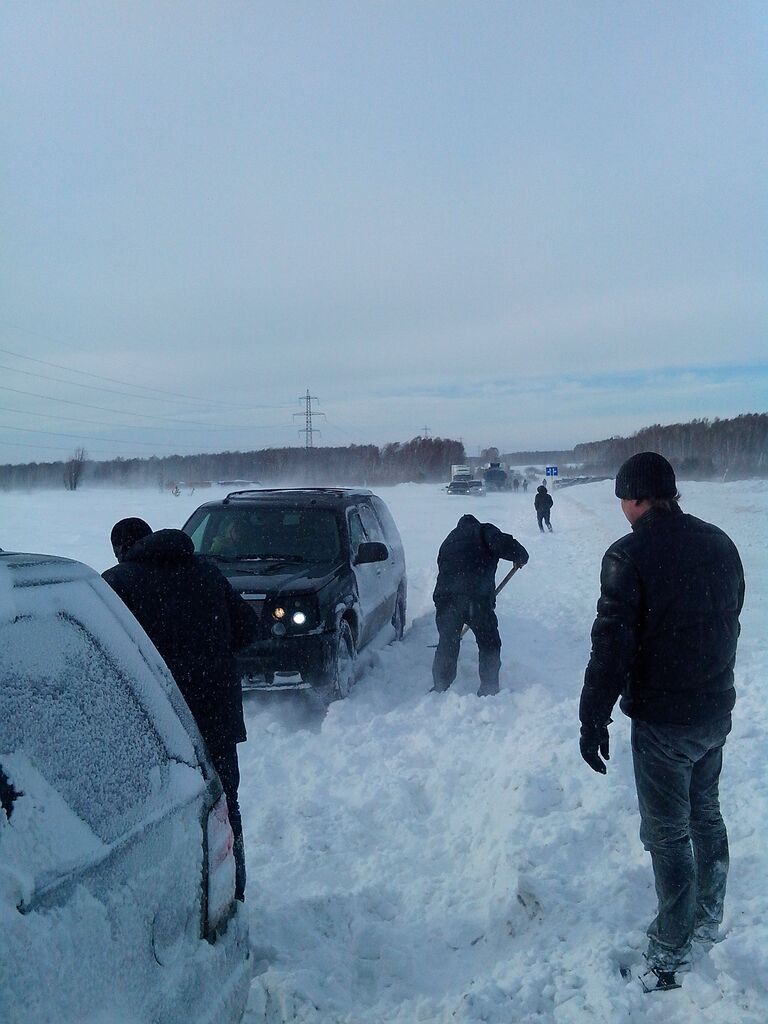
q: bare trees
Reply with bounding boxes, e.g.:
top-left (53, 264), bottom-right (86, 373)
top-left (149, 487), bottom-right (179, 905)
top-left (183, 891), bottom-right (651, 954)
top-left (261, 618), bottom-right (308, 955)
top-left (3, 438), bottom-right (467, 490)
top-left (63, 447), bottom-right (88, 491)
top-left (574, 415), bottom-right (768, 479)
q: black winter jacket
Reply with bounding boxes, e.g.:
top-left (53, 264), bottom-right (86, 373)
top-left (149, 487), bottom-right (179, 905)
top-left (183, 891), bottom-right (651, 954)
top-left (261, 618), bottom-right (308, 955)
top-left (103, 530), bottom-right (257, 748)
top-left (580, 506), bottom-right (744, 728)
top-left (433, 515), bottom-right (529, 604)
top-left (534, 490), bottom-right (553, 512)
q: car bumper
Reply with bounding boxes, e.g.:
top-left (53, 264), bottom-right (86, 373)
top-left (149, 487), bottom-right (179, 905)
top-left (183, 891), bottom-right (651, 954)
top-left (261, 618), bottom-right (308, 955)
top-left (237, 632), bottom-right (335, 690)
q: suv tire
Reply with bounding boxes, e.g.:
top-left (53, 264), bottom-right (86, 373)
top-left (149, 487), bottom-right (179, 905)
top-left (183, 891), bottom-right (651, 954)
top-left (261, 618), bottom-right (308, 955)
top-left (308, 619), bottom-right (357, 703)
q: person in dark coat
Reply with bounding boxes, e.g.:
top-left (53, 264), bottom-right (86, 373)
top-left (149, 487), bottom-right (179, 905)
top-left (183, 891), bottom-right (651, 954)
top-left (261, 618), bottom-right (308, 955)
top-left (534, 485), bottom-right (553, 532)
top-left (579, 452), bottom-right (745, 989)
top-left (103, 518), bottom-right (258, 900)
top-left (432, 514), bottom-right (529, 696)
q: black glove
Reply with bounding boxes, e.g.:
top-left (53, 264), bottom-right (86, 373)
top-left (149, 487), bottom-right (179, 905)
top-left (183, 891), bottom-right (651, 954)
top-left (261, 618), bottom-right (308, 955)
top-left (0, 768), bottom-right (22, 820)
top-left (579, 721), bottom-right (611, 774)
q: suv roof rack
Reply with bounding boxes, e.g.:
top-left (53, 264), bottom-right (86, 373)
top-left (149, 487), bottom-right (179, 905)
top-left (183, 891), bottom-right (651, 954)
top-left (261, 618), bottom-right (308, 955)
top-left (222, 487), bottom-right (373, 504)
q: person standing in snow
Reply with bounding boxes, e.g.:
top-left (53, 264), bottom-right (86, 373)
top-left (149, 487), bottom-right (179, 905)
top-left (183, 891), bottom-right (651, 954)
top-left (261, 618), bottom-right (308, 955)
top-left (534, 485), bottom-right (553, 532)
top-left (103, 517), bottom-right (257, 900)
top-left (578, 453), bottom-right (745, 990)
top-left (431, 514), bottom-right (528, 697)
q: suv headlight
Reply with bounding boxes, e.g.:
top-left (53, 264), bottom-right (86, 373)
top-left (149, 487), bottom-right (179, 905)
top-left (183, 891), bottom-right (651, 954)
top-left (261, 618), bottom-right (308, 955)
top-left (270, 596), bottom-right (317, 629)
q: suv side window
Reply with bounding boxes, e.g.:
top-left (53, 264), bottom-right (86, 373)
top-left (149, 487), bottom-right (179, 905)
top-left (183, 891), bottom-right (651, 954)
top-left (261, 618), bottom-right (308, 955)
top-left (347, 510), bottom-right (366, 557)
top-left (358, 504), bottom-right (386, 545)
top-left (188, 511), bottom-right (212, 550)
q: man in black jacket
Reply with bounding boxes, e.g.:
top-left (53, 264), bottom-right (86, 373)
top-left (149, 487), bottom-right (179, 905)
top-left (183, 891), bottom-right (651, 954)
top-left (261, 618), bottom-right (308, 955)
top-left (103, 518), bottom-right (258, 900)
top-left (579, 453), bottom-right (745, 989)
top-left (534, 485), bottom-right (553, 532)
top-left (432, 514), bottom-right (529, 696)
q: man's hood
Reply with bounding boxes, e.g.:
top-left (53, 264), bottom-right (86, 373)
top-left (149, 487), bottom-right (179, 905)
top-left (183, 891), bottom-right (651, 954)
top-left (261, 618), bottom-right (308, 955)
top-left (124, 529), bottom-right (195, 564)
top-left (457, 514), bottom-right (480, 528)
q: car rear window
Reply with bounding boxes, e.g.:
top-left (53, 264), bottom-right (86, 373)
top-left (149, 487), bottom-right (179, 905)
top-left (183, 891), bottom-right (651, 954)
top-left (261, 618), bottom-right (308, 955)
top-left (188, 506), bottom-right (342, 563)
top-left (370, 496), bottom-right (404, 553)
top-left (0, 612), bottom-right (167, 842)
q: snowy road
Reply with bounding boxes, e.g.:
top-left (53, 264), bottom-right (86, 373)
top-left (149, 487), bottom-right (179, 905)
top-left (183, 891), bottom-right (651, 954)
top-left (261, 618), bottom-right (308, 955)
top-left (2, 479), bottom-right (766, 1023)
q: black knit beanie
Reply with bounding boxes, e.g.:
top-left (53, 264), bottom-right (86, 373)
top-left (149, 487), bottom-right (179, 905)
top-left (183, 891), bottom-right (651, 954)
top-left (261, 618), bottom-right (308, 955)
top-left (110, 517), bottom-right (152, 552)
top-left (615, 452), bottom-right (677, 500)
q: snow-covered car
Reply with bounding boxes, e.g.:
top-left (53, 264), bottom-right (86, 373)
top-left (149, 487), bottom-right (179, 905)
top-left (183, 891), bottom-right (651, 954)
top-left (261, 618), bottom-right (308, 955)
top-left (0, 552), bottom-right (251, 1024)
top-left (182, 488), bottom-right (407, 699)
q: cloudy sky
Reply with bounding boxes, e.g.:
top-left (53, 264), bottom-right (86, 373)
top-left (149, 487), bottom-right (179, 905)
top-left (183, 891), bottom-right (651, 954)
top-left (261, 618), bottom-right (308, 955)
top-left (1, 1), bottom-right (765, 464)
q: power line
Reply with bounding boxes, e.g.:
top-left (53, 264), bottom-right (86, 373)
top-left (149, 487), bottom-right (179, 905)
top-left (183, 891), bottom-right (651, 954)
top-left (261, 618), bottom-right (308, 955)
top-left (0, 400), bottom-right (283, 434)
top-left (0, 438), bottom-right (129, 457)
top-left (0, 335), bottom-right (284, 411)
top-left (0, 382), bottom-right (288, 429)
top-left (0, 422), bottom-right (202, 450)
top-left (0, 359), bottom-right (270, 408)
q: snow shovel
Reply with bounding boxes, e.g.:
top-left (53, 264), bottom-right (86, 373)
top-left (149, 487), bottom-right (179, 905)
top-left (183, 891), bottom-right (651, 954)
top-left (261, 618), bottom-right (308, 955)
top-left (428, 564), bottom-right (520, 646)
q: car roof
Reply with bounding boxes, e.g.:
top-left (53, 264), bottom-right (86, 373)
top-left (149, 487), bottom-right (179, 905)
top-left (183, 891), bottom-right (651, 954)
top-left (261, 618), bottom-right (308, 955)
top-left (0, 552), bottom-right (96, 619)
top-left (0, 551), bottom-right (94, 585)
top-left (196, 487), bottom-right (376, 510)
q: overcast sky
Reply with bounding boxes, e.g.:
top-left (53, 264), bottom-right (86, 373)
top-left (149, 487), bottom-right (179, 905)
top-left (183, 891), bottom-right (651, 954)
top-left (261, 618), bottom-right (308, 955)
top-left (1, 1), bottom-right (765, 465)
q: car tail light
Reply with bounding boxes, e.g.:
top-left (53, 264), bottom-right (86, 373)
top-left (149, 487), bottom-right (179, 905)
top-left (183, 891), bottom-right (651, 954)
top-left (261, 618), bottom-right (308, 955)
top-left (205, 794), bottom-right (236, 935)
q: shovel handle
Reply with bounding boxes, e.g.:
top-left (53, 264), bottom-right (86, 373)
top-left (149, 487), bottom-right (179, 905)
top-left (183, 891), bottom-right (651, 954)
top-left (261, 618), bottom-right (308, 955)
top-left (459, 564), bottom-right (520, 637)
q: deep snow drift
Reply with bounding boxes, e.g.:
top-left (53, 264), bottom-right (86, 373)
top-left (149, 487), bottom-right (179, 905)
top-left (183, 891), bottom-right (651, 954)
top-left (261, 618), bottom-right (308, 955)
top-left (1, 479), bottom-right (766, 1023)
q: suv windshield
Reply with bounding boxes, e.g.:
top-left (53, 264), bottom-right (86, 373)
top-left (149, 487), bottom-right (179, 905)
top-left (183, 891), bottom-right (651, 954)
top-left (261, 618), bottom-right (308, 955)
top-left (189, 507), bottom-right (342, 563)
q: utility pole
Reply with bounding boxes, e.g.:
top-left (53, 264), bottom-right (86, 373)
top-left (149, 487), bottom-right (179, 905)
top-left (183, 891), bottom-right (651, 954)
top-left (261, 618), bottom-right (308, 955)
top-left (294, 389), bottom-right (326, 448)
top-left (420, 425), bottom-right (431, 438)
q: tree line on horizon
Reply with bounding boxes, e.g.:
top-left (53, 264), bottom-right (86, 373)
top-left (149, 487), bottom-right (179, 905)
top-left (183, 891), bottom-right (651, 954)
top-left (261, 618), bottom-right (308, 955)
top-left (1, 413), bottom-right (765, 491)
top-left (574, 413), bottom-right (767, 479)
top-left (0, 436), bottom-right (466, 491)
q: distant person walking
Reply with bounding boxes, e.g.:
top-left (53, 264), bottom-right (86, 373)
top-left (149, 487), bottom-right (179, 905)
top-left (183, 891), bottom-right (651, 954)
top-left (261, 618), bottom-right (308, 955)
top-left (431, 514), bottom-right (528, 697)
top-left (103, 517), bottom-right (257, 900)
top-left (522, 478), bottom-right (529, 493)
top-left (578, 453), bottom-right (745, 991)
top-left (535, 485), bottom-right (553, 532)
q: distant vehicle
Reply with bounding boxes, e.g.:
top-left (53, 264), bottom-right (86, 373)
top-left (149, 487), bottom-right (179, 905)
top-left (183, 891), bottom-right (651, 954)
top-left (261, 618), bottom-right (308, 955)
top-left (450, 464), bottom-right (473, 479)
top-left (446, 477), bottom-right (485, 496)
top-left (0, 552), bottom-right (250, 1024)
top-left (182, 488), bottom-right (407, 701)
top-left (483, 462), bottom-right (510, 492)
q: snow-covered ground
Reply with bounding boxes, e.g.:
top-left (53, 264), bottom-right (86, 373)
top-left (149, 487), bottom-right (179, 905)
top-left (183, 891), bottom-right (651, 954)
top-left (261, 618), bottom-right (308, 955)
top-left (1, 479), bottom-right (766, 1023)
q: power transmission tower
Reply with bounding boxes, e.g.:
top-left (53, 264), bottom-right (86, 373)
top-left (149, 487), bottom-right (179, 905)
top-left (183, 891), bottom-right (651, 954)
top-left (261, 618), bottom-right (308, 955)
top-left (420, 425), bottom-right (431, 438)
top-left (293, 389), bottom-right (326, 448)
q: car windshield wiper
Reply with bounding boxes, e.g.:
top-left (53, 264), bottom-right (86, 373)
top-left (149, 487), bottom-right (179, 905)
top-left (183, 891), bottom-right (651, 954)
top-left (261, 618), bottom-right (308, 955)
top-left (203, 553), bottom-right (304, 563)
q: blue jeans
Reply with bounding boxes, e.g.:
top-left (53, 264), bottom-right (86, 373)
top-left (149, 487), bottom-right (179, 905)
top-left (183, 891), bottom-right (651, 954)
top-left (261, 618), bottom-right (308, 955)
top-left (631, 716), bottom-right (731, 971)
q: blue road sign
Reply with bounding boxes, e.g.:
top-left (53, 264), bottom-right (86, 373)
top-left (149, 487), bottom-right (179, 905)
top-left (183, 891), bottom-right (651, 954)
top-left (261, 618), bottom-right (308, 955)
top-left (546, 466), bottom-right (558, 477)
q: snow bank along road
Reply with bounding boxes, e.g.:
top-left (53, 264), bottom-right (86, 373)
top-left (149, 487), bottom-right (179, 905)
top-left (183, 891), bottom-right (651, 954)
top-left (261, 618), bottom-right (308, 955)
top-left (2, 480), bottom-right (766, 1023)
